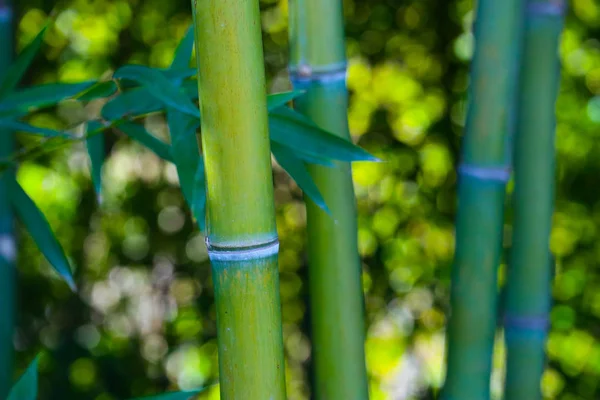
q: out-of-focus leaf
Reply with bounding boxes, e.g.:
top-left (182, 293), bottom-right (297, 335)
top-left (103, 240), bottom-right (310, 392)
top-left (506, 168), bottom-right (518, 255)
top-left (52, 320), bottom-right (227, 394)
top-left (127, 389), bottom-right (205, 400)
top-left (113, 65), bottom-right (199, 118)
top-left (0, 81), bottom-right (96, 112)
top-left (0, 25), bottom-right (47, 97)
top-left (86, 121), bottom-right (105, 203)
top-left (158, 68), bottom-right (197, 81)
top-left (269, 106), bottom-right (378, 162)
top-left (118, 122), bottom-right (173, 162)
top-left (8, 179), bottom-right (76, 291)
top-left (0, 119), bottom-right (68, 138)
top-left (171, 24), bottom-right (195, 70)
top-left (166, 108), bottom-right (202, 224)
top-left (77, 81), bottom-right (118, 102)
top-left (271, 142), bottom-right (329, 214)
top-left (7, 356), bottom-right (38, 400)
top-left (191, 156), bottom-right (207, 231)
top-left (267, 91), bottom-right (305, 110)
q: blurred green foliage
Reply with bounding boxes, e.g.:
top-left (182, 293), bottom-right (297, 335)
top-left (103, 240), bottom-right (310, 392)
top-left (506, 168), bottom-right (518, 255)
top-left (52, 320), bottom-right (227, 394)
top-left (7, 0), bottom-right (598, 399)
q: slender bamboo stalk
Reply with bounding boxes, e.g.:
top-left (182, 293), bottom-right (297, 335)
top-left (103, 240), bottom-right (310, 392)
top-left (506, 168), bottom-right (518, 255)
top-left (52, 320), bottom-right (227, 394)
top-left (0, 0), bottom-right (15, 397)
top-left (288, 1), bottom-right (369, 399)
top-left (191, 1), bottom-right (286, 399)
top-left (503, 2), bottom-right (565, 398)
top-left (442, 1), bottom-right (525, 398)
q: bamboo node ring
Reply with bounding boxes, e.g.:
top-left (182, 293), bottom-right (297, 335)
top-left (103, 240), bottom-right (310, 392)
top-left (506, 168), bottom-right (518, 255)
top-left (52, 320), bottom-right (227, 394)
top-left (206, 239), bottom-right (280, 262)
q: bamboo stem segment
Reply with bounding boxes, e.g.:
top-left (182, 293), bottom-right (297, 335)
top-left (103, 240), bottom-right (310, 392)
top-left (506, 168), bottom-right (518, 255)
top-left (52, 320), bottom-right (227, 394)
top-left (288, 0), bottom-right (369, 399)
top-left (0, 0), bottom-right (15, 396)
top-left (503, 1), bottom-right (565, 398)
top-left (191, 1), bottom-right (286, 398)
top-left (442, 0), bottom-right (525, 398)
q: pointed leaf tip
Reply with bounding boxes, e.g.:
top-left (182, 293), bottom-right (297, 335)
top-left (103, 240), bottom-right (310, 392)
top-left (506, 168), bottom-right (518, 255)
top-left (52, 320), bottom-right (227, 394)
top-left (8, 179), bottom-right (77, 291)
top-left (272, 142), bottom-right (330, 215)
top-left (0, 24), bottom-right (48, 97)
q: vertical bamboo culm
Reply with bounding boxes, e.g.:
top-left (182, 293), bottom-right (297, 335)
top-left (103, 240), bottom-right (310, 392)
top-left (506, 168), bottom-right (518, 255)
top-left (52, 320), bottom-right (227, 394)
top-left (288, 0), bottom-right (369, 399)
top-left (191, 0), bottom-right (287, 399)
top-left (0, 0), bottom-right (15, 397)
top-left (503, 1), bottom-right (565, 399)
top-left (442, 0), bottom-right (525, 399)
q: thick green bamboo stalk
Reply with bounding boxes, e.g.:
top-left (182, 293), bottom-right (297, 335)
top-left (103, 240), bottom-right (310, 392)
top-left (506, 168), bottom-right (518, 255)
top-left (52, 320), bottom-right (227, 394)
top-left (0, 0), bottom-right (15, 397)
top-left (191, 1), bottom-right (286, 399)
top-left (442, 1), bottom-right (525, 399)
top-left (503, 2), bottom-right (565, 399)
top-left (288, 1), bottom-right (369, 399)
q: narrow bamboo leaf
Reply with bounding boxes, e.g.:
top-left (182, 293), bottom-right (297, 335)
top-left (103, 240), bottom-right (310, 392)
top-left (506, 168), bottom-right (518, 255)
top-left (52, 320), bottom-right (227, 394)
top-left (269, 106), bottom-right (378, 162)
top-left (8, 179), bottom-right (76, 291)
top-left (171, 24), bottom-right (195, 70)
top-left (77, 80), bottom-right (118, 102)
top-left (267, 90), bottom-right (305, 110)
top-left (191, 156), bottom-right (207, 231)
top-left (7, 356), bottom-right (38, 400)
top-left (118, 122), bottom-right (173, 162)
top-left (166, 108), bottom-right (201, 221)
top-left (0, 119), bottom-right (68, 138)
top-left (113, 65), bottom-right (199, 118)
top-left (159, 68), bottom-right (197, 81)
top-left (0, 81), bottom-right (96, 112)
top-left (278, 145), bottom-right (334, 167)
top-left (127, 389), bottom-right (204, 400)
top-left (272, 142), bottom-right (330, 214)
top-left (86, 121), bottom-right (105, 203)
top-left (182, 79), bottom-right (199, 99)
top-left (101, 88), bottom-right (165, 120)
top-left (0, 25), bottom-right (48, 97)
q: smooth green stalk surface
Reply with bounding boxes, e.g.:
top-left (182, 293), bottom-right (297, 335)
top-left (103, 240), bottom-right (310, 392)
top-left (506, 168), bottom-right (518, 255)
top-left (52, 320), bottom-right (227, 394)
top-left (212, 254), bottom-right (286, 399)
top-left (0, 0), bottom-right (14, 396)
top-left (192, 0), bottom-right (286, 399)
top-left (289, 1), bottom-right (369, 399)
top-left (442, 1), bottom-right (524, 399)
top-left (504, 2), bottom-right (564, 399)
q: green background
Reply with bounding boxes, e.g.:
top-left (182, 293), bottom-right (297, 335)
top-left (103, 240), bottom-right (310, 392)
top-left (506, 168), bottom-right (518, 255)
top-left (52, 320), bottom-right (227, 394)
top-left (7, 0), bottom-right (596, 399)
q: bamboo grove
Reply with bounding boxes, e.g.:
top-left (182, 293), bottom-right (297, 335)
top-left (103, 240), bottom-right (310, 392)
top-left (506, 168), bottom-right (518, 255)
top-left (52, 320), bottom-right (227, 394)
top-left (0, 0), bottom-right (567, 398)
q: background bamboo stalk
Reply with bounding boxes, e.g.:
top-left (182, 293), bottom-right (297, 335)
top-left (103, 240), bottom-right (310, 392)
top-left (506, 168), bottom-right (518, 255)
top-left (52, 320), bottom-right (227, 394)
top-left (503, 1), bottom-right (565, 398)
top-left (442, 0), bottom-right (525, 398)
top-left (288, 0), bottom-right (369, 398)
top-left (0, 0), bottom-right (15, 396)
top-left (191, 0), bottom-right (286, 399)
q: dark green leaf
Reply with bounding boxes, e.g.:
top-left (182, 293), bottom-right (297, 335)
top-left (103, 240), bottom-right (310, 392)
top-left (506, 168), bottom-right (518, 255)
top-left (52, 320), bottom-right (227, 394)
top-left (158, 68), bottom-right (197, 81)
top-left (0, 81), bottom-right (96, 112)
top-left (191, 156), bottom-right (207, 232)
top-left (272, 142), bottom-right (329, 214)
top-left (118, 122), bottom-right (173, 162)
top-left (267, 90), bottom-right (305, 110)
top-left (166, 108), bottom-right (202, 225)
top-left (77, 81), bottom-right (118, 102)
top-left (0, 119), bottom-right (69, 138)
top-left (113, 65), bottom-right (199, 118)
top-left (0, 25), bottom-right (48, 97)
top-left (8, 179), bottom-right (76, 291)
top-left (127, 389), bottom-right (204, 400)
top-left (171, 24), bottom-right (195, 70)
top-left (101, 87), bottom-right (165, 120)
top-left (7, 356), bottom-right (38, 400)
top-left (86, 121), bottom-right (105, 203)
top-left (269, 106), bottom-right (378, 162)
top-left (278, 145), bottom-right (334, 167)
